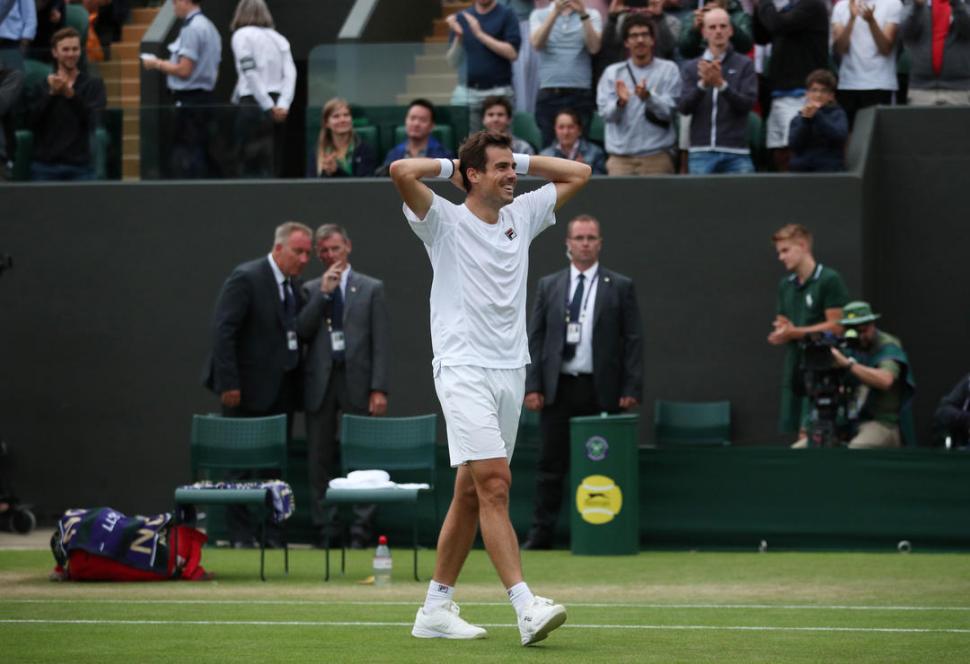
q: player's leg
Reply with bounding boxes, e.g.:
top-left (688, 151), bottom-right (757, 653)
top-left (431, 464), bottom-right (479, 586)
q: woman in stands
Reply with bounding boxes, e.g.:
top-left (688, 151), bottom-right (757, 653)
top-left (229, 0), bottom-right (296, 177)
top-left (310, 98), bottom-right (377, 178)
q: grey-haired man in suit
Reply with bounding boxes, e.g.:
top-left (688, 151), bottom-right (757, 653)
top-left (522, 213), bottom-right (643, 550)
top-left (297, 223), bottom-right (390, 548)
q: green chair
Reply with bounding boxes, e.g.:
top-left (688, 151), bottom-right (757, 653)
top-left (393, 124), bottom-right (454, 154)
top-left (64, 4), bottom-right (89, 48)
top-left (588, 113), bottom-right (605, 146)
top-left (747, 112), bottom-right (765, 171)
top-left (174, 414), bottom-right (289, 581)
top-left (13, 127), bottom-right (112, 181)
top-left (512, 111), bottom-right (543, 152)
top-left (654, 400), bottom-right (731, 447)
top-left (322, 413), bottom-right (438, 581)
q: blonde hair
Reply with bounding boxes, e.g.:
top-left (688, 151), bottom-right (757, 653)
top-left (315, 98), bottom-right (357, 176)
top-left (274, 221), bottom-right (312, 246)
top-left (230, 0), bottom-right (274, 31)
top-left (771, 224), bottom-right (813, 247)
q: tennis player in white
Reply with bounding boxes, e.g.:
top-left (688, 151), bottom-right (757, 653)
top-left (390, 131), bottom-right (591, 646)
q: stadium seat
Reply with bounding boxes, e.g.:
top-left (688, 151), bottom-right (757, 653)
top-left (174, 414), bottom-right (289, 581)
top-left (64, 4), bottom-right (89, 47)
top-left (653, 399), bottom-right (731, 447)
top-left (12, 126), bottom-right (114, 181)
top-left (512, 111), bottom-right (542, 152)
top-left (322, 413), bottom-right (437, 582)
top-left (588, 113), bottom-right (605, 146)
top-left (747, 112), bottom-right (766, 171)
top-left (306, 107), bottom-right (380, 173)
top-left (393, 124), bottom-right (454, 154)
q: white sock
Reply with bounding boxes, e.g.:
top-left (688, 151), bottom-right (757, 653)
top-left (507, 581), bottom-right (534, 616)
top-left (422, 579), bottom-right (455, 614)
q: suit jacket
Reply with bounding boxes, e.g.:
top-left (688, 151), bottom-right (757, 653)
top-left (296, 269), bottom-right (390, 413)
top-left (525, 266), bottom-right (643, 410)
top-left (202, 256), bottom-right (306, 412)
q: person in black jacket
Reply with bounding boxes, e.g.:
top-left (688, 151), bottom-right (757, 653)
top-left (789, 69), bottom-right (848, 172)
top-left (934, 374), bottom-right (970, 449)
top-left (308, 97), bottom-right (377, 178)
top-left (28, 27), bottom-right (105, 180)
top-left (753, 0), bottom-right (829, 171)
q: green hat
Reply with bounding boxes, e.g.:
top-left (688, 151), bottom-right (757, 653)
top-left (840, 301), bottom-right (881, 326)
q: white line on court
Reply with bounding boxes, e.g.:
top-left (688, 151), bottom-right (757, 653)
top-left (4, 599), bottom-right (970, 612)
top-left (1, 619), bottom-right (969, 634)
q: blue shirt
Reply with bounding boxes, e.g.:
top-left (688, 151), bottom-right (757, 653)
top-left (381, 135), bottom-right (453, 170)
top-left (454, 4), bottom-right (520, 89)
top-left (0, 0), bottom-right (36, 41)
top-left (167, 10), bottom-right (222, 92)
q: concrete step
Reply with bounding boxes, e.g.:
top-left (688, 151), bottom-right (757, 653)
top-left (119, 59), bottom-right (140, 79)
top-left (414, 54), bottom-right (454, 75)
top-left (120, 78), bottom-right (140, 97)
top-left (117, 95), bottom-right (142, 109)
top-left (130, 7), bottom-right (160, 23)
top-left (432, 18), bottom-right (450, 38)
top-left (99, 60), bottom-right (122, 78)
top-left (122, 154), bottom-right (140, 179)
top-left (396, 91), bottom-right (452, 106)
top-left (122, 23), bottom-right (151, 44)
top-left (405, 73), bottom-right (458, 95)
top-left (113, 42), bottom-right (141, 60)
top-left (422, 41), bottom-right (449, 56)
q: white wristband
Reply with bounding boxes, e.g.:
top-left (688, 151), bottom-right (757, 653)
top-left (513, 153), bottom-right (530, 175)
top-left (436, 158), bottom-right (454, 179)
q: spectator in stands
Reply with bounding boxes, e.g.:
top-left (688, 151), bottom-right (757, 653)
top-left (901, 0), bottom-right (970, 106)
top-left (828, 301), bottom-right (916, 449)
top-left (0, 0), bottom-right (36, 75)
top-left (788, 69), bottom-right (849, 172)
top-left (27, 26), bottom-right (105, 180)
top-left (677, 7), bottom-right (757, 174)
top-left (832, 0), bottom-right (902, 129)
top-left (309, 97), bottom-right (377, 178)
top-left (377, 98), bottom-right (452, 176)
top-left (596, 13), bottom-right (681, 174)
top-left (445, 0), bottom-right (521, 130)
top-left (767, 223), bottom-right (849, 438)
top-left (229, 0), bottom-right (296, 178)
top-left (530, 0), bottom-right (602, 147)
top-left (753, 0), bottom-right (829, 171)
top-left (934, 373), bottom-right (970, 448)
top-left (481, 94), bottom-right (536, 153)
top-left (599, 0), bottom-right (680, 85)
top-left (30, 0), bottom-right (64, 62)
top-left (540, 108), bottom-right (606, 173)
top-left (679, 0), bottom-right (753, 60)
top-left (141, 0), bottom-right (221, 178)
top-left (501, 0), bottom-right (539, 113)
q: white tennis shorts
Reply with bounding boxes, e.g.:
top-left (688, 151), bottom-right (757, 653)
top-left (433, 364), bottom-right (525, 467)
top-left (766, 95), bottom-right (807, 149)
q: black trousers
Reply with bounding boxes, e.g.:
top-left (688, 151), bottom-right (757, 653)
top-left (836, 89), bottom-right (893, 130)
top-left (220, 369), bottom-right (299, 544)
top-left (234, 94), bottom-right (285, 178)
top-left (306, 364), bottom-right (375, 543)
top-left (528, 374), bottom-right (602, 542)
top-left (167, 89), bottom-right (216, 179)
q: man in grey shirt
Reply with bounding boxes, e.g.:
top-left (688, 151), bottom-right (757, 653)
top-left (530, 0), bottom-right (602, 149)
top-left (596, 13), bottom-right (680, 175)
top-left (142, 0), bottom-right (221, 177)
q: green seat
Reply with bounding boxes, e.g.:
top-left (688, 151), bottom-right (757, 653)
top-left (175, 414), bottom-right (289, 581)
top-left (654, 400), bottom-right (731, 447)
top-left (589, 113), bottom-right (605, 146)
top-left (512, 111), bottom-right (542, 152)
top-left (64, 4), bottom-right (89, 48)
top-left (23, 58), bottom-right (51, 93)
top-left (13, 126), bottom-right (114, 181)
top-left (747, 112), bottom-right (765, 172)
top-left (393, 124), bottom-right (454, 154)
top-left (323, 413), bottom-right (438, 582)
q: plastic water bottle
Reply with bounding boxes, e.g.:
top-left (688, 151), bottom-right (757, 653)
top-left (373, 535), bottom-right (392, 587)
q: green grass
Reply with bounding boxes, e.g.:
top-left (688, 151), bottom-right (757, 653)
top-left (3, 547), bottom-right (970, 663)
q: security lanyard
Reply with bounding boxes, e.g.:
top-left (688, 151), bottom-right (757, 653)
top-left (564, 272), bottom-right (596, 324)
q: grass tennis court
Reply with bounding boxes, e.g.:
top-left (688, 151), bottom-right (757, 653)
top-left (3, 547), bottom-right (970, 663)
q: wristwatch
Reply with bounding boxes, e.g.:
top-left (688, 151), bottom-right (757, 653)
top-left (580, 13), bottom-right (590, 21)
top-left (847, 357), bottom-right (857, 368)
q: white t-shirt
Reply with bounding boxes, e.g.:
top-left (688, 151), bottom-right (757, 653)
top-left (831, 0), bottom-right (902, 91)
top-left (404, 183), bottom-right (558, 370)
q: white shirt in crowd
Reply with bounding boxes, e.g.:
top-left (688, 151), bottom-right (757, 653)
top-left (832, 0), bottom-right (903, 91)
top-left (561, 261), bottom-right (598, 376)
top-left (404, 183), bottom-right (558, 371)
top-left (231, 25), bottom-right (297, 111)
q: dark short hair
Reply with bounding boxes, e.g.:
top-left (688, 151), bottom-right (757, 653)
top-left (806, 69), bottom-right (837, 93)
top-left (554, 108), bottom-right (583, 129)
top-left (407, 98), bottom-right (436, 123)
top-left (480, 95), bottom-right (513, 119)
top-left (458, 131), bottom-right (513, 192)
top-left (622, 13), bottom-right (654, 41)
top-left (51, 26), bottom-right (80, 48)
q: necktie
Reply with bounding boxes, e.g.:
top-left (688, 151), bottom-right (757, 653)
top-left (282, 279), bottom-right (298, 370)
top-left (331, 285), bottom-right (345, 362)
top-left (562, 273), bottom-right (585, 360)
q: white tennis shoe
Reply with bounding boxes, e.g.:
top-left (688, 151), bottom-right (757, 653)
top-left (411, 601), bottom-right (487, 640)
top-left (518, 596), bottom-right (567, 646)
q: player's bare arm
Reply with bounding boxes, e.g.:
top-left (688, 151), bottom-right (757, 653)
top-left (522, 155), bottom-right (592, 210)
top-left (389, 158), bottom-right (462, 219)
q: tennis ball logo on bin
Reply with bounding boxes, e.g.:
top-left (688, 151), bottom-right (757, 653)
top-left (576, 474), bottom-right (623, 525)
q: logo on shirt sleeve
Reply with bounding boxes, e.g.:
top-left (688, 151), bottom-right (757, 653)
top-left (505, 227), bottom-right (517, 241)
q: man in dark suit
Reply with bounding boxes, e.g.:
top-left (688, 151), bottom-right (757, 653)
top-left (522, 214), bottom-right (643, 550)
top-left (297, 223), bottom-right (390, 548)
top-left (203, 221), bottom-right (313, 545)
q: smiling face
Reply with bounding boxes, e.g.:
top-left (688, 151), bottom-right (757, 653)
top-left (468, 145), bottom-right (517, 205)
top-left (554, 112), bottom-right (581, 150)
top-left (405, 104), bottom-right (434, 142)
top-left (482, 104), bottom-right (512, 135)
top-left (52, 36), bottom-right (82, 72)
top-left (324, 103), bottom-right (353, 136)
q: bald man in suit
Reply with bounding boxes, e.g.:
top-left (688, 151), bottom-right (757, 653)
top-left (522, 214), bottom-right (643, 550)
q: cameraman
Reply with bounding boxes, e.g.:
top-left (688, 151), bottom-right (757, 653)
top-left (767, 224), bottom-right (849, 437)
top-left (830, 301), bottom-right (916, 449)
top-left (933, 373), bottom-right (970, 449)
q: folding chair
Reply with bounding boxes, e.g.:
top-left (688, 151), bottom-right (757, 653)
top-left (653, 400), bottom-right (731, 447)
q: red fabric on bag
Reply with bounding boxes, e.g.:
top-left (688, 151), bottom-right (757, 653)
top-left (932, 0), bottom-right (952, 76)
top-left (57, 526), bottom-right (209, 581)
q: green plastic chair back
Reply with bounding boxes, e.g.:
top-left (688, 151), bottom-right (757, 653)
top-left (747, 112), bottom-right (765, 171)
top-left (23, 58), bottom-right (52, 94)
top-left (190, 414), bottom-right (287, 475)
top-left (65, 4), bottom-right (89, 47)
top-left (393, 124), bottom-right (454, 154)
top-left (654, 399), bottom-right (731, 447)
top-left (12, 130), bottom-right (32, 181)
top-left (512, 111), bottom-right (542, 152)
top-left (340, 414), bottom-right (437, 479)
top-left (588, 113), bottom-right (605, 146)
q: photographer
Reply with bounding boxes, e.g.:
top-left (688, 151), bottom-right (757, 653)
top-left (829, 301), bottom-right (916, 449)
top-left (933, 373), bottom-right (970, 449)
